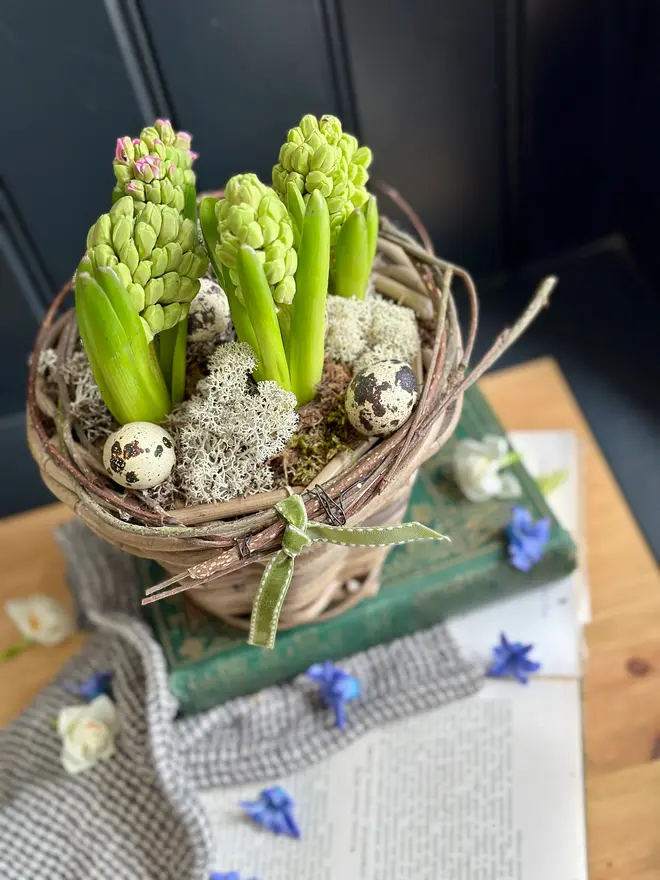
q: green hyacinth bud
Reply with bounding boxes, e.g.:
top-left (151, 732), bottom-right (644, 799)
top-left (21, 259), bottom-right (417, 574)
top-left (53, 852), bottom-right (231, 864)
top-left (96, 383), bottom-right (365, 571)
top-left (83, 196), bottom-right (208, 334)
top-left (143, 303), bottom-right (164, 334)
top-left (215, 174), bottom-right (297, 305)
top-left (272, 113), bottom-right (373, 243)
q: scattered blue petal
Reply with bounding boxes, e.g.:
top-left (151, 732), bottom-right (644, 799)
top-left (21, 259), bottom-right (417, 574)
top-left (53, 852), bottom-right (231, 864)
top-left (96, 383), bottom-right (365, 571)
top-left (306, 659), bottom-right (361, 728)
top-left (209, 873), bottom-right (260, 880)
top-left (506, 505), bottom-right (550, 572)
top-left (240, 786), bottom-right (301, 839)
top-left (487, 633), bottom-right (541, 684)
top-left (63, 671), bottom-right (113, 701)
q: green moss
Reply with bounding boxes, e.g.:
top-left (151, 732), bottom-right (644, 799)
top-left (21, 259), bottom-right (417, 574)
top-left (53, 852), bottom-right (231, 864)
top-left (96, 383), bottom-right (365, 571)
top-left (287, 397), bottom-right (352, 485)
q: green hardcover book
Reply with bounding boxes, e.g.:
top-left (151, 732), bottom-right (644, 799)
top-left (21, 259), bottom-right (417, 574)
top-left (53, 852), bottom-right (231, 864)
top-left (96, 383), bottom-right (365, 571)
top-left (144, 384), bottom-right (577, 714)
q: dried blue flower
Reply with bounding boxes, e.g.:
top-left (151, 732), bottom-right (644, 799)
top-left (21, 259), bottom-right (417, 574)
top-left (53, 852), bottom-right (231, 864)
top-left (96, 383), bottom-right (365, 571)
top-left (63, 671), bottom-right (113, 701)
top-left (487, 633), bottom-right (541, 684)
top-left (306, 659), bottom-right (361, 728)
top-left (209, 873), bottom-right (259, 880)
top-left (240, 786), bottom-right (301, 839)
top-left (506, 505), bottom-right (550, 572)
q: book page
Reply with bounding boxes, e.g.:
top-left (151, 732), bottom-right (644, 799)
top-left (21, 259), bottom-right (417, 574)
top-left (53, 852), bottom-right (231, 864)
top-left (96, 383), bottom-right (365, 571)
top-left (201, 679), bottom-right (587, 880)
top-left (448, 430), bottom-right (588, 678)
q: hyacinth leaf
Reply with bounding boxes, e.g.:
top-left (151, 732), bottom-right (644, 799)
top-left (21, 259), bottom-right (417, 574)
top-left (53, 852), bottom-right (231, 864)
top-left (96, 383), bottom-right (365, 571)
top-left (277, 302), bottom-right (292, 356)
top-left (334, 207), bottom-right (370, 300)
top-left (74, 277), bottom-right (120, 421)
top-left (286, 181), bottom-right (305, 241)
top-left (199, 197), bottom-right (262, 370)
top-left (95, 266), bottom-right (171, 416)
top-left (288, 189), bottom-right (331, 405)
top-left (75, 272), bottom-right (168, 424)
top-left (365, 194), bottom-right (379, 271)
top-left (236, 245), bottom-right (291, 392)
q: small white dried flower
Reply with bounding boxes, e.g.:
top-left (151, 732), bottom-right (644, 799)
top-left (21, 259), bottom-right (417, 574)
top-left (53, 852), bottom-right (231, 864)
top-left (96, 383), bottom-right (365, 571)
top-left (453, 435), bottom-right (522, 503)
top-left (5, 594), bottom-right (75, 646)
top-left (57, 695), bottom-right (120, 774)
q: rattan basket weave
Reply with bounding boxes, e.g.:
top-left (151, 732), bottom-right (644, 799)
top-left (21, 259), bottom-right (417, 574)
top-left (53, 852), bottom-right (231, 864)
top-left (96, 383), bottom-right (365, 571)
top-left (26, 185), bottom-right (553, 631)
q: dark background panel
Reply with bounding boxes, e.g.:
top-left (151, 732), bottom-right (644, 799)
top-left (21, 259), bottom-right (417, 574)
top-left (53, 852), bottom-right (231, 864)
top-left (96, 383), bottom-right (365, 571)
top-left (0, 1), bottom-right (149, 291)
top-left (0, 220), bottom-right (42, 413)
top-left (140, 0), bottom-right (342, 192)
top-left (0, 219), bottom-right (53, 516)
top-left (618, 0), bottom-right (660, 291)
top-left (517, 0), bottom-right (633, 263)
top-left (340, 0), bottom-right (507, 275)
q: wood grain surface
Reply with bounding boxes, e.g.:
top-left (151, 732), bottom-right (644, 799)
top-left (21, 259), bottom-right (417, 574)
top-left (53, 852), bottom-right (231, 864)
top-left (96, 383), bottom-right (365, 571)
top-left (1, 357), bottom-right (658, 877)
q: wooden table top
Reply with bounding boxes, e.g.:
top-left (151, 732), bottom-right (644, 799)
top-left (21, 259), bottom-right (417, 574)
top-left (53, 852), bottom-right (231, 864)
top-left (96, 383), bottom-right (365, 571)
top-left (1, 356), bottom-right (659, 878)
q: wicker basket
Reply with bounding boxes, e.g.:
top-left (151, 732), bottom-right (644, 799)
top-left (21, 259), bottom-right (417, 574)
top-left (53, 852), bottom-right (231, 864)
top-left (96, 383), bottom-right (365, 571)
top-left (26, 185), bottom-right (553, 632)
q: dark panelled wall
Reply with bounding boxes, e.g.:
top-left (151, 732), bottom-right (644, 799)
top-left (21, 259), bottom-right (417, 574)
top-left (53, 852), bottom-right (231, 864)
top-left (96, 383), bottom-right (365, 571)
top-left (0, 0), bottom-right (645, 516)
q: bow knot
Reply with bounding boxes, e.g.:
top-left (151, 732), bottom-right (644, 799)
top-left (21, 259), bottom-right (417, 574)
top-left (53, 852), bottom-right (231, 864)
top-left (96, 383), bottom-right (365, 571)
top-left (277, 496), bottom-right (313, 558)
top-left (248, 493), bottom-right (449, 649)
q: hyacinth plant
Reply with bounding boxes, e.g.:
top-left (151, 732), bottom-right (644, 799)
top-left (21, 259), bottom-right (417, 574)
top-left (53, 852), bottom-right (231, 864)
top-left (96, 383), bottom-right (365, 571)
top-left (75, 191), bottom-right (208, 423)
top-left (201, 114), bottom-right (378, 406)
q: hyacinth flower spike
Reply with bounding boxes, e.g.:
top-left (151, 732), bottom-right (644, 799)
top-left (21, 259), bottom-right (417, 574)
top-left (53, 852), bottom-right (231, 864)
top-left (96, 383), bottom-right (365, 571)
top-left (76, 195), bottom-right (207, 418)
top-left (210, 174), bottom-right (297, 391)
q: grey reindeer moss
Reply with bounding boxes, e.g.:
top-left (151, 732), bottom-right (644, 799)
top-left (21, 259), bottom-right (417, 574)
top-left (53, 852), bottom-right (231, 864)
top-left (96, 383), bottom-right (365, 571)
top-left (325, 292), bottom-right (420, 372)
top-left (169, 342), bottom-right (299, 504)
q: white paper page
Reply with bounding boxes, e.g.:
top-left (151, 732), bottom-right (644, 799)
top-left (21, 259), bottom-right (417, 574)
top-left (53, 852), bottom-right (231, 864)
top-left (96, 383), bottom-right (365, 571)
top-left (201, 679), bottom-right (587, 880)
top-left (510, 430), bottom-right (590, 626)
top-left (448, 430), bottom-right (588, 678)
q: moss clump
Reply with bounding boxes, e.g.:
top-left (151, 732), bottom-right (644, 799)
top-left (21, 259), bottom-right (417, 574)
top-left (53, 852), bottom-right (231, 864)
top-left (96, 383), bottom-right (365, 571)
top-left (325, 292), bottom-right (420, 370)
top-left (172, 342), bottom-right (299, 504)
top-left (271, 361), bottom-right (358, 486)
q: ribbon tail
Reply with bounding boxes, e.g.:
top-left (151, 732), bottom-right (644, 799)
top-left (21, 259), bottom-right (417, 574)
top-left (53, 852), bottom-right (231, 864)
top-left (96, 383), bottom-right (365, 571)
top-left (307, 520), bottom-right (449, 548)
top-left (248, 550), bottom-right (295, 649)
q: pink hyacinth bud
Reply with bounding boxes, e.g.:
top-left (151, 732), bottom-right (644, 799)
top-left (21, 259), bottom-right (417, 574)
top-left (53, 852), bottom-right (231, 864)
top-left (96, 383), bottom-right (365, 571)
top-left (177, 131), bottom-right (192, 144)
top-left (155, 118), bottom-right (171, 127)
top-left (189, 150), bottom-right (199, 161)
top-left (133, 138), bottom-right (141, 145)
top-left (126, 181), bottom-right (136, 192)
top-left (115, 137), bottom-right (131, 164)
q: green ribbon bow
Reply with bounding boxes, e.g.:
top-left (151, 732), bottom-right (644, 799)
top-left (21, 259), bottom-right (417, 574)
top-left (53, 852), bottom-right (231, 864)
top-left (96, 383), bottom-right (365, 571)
top-left (248, 494), bottom-right (449, 648)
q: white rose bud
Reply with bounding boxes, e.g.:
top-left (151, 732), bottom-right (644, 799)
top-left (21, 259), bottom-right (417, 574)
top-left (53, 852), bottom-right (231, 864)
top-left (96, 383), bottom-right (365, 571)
top-left (453, 434), bottom-right (522, 503)
top-left (4, 594), bottom-right (75, 646)
top-left (57, 695), bottom-right (120, 775)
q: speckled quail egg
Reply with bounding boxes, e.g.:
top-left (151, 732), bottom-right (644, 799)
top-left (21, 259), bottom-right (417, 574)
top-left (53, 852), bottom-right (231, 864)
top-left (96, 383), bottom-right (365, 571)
top-left (345, 359), bottom-right (418, 437)
top-left (187, 277), bottom-right (231, 343)
top-left (103, 422), bottom-right (176, 489)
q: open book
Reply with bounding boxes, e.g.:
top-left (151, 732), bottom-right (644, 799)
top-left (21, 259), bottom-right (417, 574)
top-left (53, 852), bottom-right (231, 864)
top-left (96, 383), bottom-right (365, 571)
top-left (201, 431), bottom-right (589, 880)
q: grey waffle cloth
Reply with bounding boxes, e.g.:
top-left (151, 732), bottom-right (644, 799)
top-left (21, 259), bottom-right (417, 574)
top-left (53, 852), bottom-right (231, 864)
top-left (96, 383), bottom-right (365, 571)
top-left (0, 519), bottom-right (482, 880)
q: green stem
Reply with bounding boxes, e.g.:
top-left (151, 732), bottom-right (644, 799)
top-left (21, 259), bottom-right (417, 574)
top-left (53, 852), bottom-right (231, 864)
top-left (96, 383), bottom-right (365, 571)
top-left (365, 194), bottom-right (379, 271)
top-left (170, 317), bottom-right (188, 405)
top-left (334, 207), bottom-right (370, 300)
top-left (288, 189), bottom-right (330, 405)
top-left (158, 324), bottom-right (177, 392)
top-left (236, 245), bottom-right (291, 391)
top-left (0, 637), bottom-right (32, 662)
top-left (183, 182), bottom-right (198, 224)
